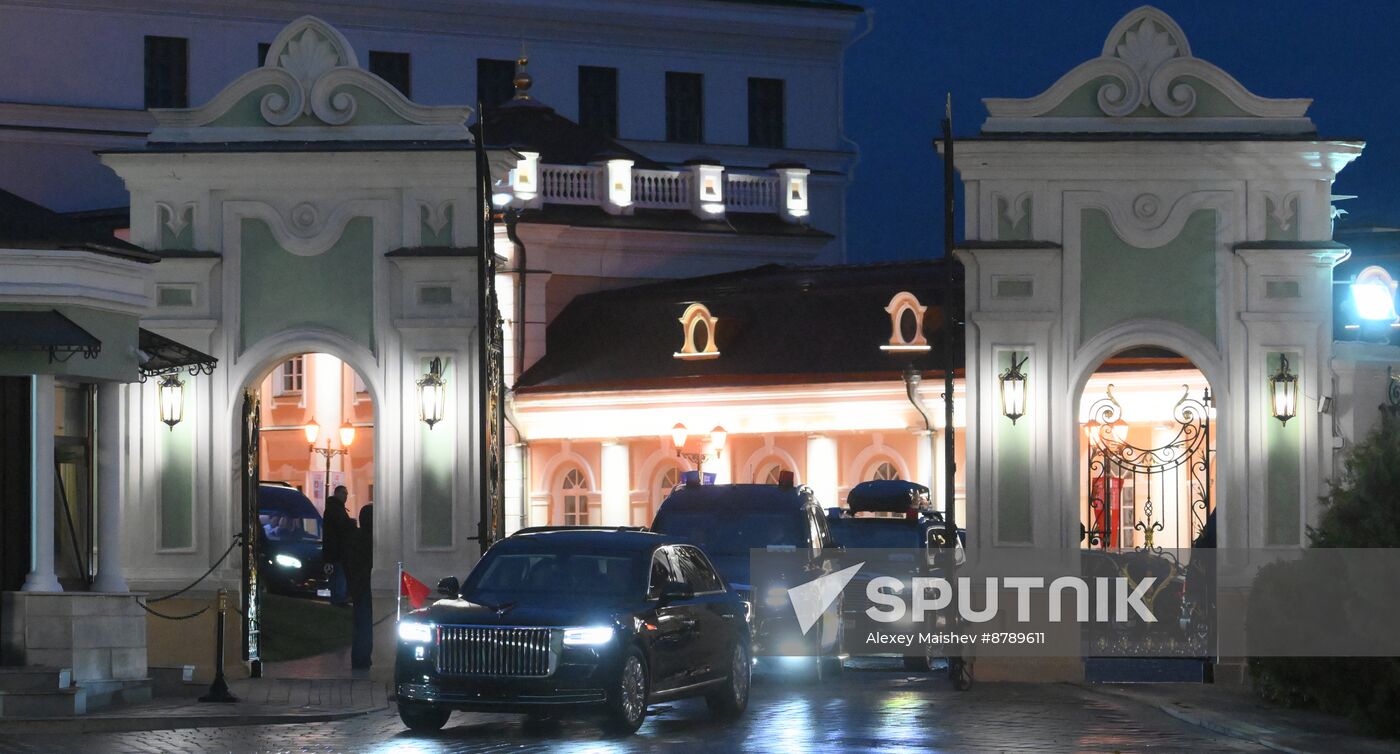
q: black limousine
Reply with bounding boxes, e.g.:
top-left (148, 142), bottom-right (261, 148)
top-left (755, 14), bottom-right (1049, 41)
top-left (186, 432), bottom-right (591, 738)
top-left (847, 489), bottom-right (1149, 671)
top-left (394, 528), bottom-right (751, 734)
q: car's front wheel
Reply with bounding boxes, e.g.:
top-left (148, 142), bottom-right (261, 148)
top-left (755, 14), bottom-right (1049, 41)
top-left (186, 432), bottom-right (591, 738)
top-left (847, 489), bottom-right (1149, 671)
top-left (398, 701), bottom-right (450, 732)
top-left (706, 641), bottom-right (751, 719)
top-left (602, 647), bottom-right (649, 734)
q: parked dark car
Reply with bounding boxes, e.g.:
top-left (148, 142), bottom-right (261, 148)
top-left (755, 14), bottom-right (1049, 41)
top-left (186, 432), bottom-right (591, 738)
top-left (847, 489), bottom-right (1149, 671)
top-left (394, 528), bottom-right (751, 734)
top-left (256, 483), bottom-right (327, 597)
top-left (826, 479), bottom-right (964, 671)
top-left (650, 479), bottom-right (844, 678)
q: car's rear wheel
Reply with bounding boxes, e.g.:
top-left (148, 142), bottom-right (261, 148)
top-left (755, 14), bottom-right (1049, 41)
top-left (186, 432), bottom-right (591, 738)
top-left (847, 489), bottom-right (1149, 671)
top-left (398, 701), bottom-right (450, 732)
top-left (706, 641), bottom-right (751, 719)
top-left (602, 647), bottom-right (648, 734)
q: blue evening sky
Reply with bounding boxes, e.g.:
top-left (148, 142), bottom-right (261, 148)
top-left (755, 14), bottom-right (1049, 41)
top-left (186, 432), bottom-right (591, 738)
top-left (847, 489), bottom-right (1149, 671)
top-left (842, 1), bottom-right (1400, 262)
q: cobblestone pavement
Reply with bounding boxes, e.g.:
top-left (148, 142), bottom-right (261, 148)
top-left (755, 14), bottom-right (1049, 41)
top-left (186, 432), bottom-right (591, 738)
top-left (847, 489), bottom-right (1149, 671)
top-left (0, 667), bottom-right (1271, 754)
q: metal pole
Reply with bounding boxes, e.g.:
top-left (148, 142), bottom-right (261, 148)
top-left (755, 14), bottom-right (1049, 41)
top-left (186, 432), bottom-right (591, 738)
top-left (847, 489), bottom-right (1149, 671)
top-left (199, 588), bottom-right (237, 702)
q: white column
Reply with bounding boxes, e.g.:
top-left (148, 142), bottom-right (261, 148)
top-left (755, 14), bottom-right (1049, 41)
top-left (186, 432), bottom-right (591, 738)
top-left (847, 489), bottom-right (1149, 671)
top-left (600, 441), bottom-right (630, 526)
top-left (503, 442), bottom-right (525, 535)
top-left (915, 429), bottom-right (935, 496)
top-left (93, 381), bottom-right (129, 593)
top-left (23, 374), bottom-right (61, 592)
top-left (805, 434), bottom-right (839, 508)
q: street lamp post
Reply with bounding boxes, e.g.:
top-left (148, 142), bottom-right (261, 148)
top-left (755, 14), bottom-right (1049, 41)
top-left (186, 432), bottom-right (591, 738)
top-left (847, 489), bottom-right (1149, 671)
top-left (670, 423), bottom-right (727, 478)
top-left (305, 420), bottom-right (356, 501)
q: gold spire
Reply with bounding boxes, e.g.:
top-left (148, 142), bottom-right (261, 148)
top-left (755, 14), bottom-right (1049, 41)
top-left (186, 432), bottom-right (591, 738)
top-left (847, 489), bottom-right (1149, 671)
top-left (513, 43), bottom-right (532, 101)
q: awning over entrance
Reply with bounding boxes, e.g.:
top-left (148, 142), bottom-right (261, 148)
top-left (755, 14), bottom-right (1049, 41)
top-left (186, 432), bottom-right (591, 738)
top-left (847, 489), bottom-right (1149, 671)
top-left (138, 328), bottom-right (218, 381)
top-left (0, 309), bottom-right (101, 362)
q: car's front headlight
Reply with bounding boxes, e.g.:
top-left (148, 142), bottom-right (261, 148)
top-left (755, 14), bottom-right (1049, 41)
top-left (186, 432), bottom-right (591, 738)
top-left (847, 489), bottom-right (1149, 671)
top-left (563, 626), bottom-right (615, 646)
top-left (398, 621), bottom-right (434, 643)
top-left (274, 554), bottom-right (302, 569)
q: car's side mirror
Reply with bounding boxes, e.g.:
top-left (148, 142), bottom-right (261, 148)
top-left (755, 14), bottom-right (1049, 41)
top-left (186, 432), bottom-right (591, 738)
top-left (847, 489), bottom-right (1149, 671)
top-left (658, 581), bottom-right (694, 602)
top-left (436, 576), bottom-right (460, 597)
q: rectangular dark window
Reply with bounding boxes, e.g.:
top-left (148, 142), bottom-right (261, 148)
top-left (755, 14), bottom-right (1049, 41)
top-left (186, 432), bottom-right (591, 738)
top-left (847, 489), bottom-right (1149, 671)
top-left (578, 65), bottom-right (618, 138)
top-left (748, 77), bottom-right (785, 148)
top-left (665, 72), bottom-right (703, 144)
top-left (144, 35), bottom-right (188, 108)
top-left (369, 51), bottom-right (412, 98)
top-left (477, 58), bottom-right (516, 109)
top-left (258, 42), bottom-right (270, 66)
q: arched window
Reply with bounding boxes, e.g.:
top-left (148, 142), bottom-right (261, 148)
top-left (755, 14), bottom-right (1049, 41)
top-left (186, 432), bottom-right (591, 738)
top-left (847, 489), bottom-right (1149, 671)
top-left (656, 466), bottom-right (680, 506)
top-left (558, 467), bottom-right (590, 526)
top-left (867, 461), bottom-right (900, 481)
top-left (674, 303), bottom-right (721, 360)
top-left (880, 291), bottom-right (931, 352)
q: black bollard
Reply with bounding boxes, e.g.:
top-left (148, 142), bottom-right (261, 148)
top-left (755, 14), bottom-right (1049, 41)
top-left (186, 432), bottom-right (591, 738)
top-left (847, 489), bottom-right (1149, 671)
top-left (199, 588), bottom-right (238, 703)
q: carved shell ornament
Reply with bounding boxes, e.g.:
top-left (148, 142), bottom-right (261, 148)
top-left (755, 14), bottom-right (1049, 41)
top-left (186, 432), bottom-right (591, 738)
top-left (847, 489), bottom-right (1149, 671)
top-left (982, 5), bottom-right (1313, 133)
top-left (146, 15), bottom-right (473, 143)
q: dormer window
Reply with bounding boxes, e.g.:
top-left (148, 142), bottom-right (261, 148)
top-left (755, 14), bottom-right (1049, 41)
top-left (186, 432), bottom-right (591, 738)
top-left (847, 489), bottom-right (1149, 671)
top-left (880, 292), bottom-right (931, 352)
top-left (674, 303), bottom-right (720, 360)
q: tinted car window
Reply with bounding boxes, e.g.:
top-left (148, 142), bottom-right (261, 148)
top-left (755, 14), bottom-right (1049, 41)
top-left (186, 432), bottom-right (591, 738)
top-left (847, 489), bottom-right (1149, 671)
top-left (260, 513), bottom-right (321, 541)
top-left (468, 551), bottom-right (636, 601)
top-left (647, 547), bottom-right (681, 599)
top-left (652, 510), bottom-right (805, 555)
top-left (674, 546), bottom-right (723, 593)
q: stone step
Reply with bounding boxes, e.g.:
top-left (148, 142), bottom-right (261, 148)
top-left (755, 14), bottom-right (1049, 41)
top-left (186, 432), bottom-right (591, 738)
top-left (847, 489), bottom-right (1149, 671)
top-left (0, 687), bottom-right (86, 717)
top-left (0, 666), bottom-right (72, 692)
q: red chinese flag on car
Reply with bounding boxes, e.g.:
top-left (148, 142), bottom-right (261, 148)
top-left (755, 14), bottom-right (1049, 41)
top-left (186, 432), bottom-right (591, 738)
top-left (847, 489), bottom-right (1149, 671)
top-left (400, 569), bottom-right (432, 609)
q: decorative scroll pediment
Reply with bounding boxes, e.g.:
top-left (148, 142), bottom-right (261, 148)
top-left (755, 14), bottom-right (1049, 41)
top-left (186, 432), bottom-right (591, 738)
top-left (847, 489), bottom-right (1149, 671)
top-left (148, 16), bottom-right (472, 143)
top-left (982, 6), bottom-right (1314, 134)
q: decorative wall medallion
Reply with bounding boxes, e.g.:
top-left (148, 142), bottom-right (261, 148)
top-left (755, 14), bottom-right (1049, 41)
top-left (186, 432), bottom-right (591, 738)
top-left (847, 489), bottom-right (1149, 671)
top-left (1263, 192), bottom-right (1299, 233)
top-left (1132, 193), bottom-right (1161, 222)
top-left (225, 199), bottom-right (381, 257)
top-left (994, 192), bottom-right (1032, 240)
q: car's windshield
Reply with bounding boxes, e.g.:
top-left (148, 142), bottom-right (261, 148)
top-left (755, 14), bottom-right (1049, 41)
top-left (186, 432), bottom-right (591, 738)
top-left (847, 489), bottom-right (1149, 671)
top-left (464, 550), bottom-right (638, 603)
top-left (260, 513), bottom-right (322, 541)
top-left (652, 510), bottom-right (805, 555)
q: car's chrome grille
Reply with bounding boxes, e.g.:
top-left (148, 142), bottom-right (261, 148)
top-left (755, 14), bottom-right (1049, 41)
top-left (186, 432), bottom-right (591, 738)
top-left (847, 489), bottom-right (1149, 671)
top-left (435, 626), bottom-right (554, 677)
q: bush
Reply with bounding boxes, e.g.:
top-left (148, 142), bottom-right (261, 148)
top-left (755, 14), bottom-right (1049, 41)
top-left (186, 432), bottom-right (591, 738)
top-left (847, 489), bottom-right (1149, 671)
top-left (1248, 410), bottom-right (1400, 736)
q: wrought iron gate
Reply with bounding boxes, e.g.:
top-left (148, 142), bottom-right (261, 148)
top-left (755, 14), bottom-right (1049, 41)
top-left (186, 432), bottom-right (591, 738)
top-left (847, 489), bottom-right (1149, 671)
top-left (1080, 384), bottom-right (1215, 664)
top-left (1082, 385), bottom-right (1212, 551)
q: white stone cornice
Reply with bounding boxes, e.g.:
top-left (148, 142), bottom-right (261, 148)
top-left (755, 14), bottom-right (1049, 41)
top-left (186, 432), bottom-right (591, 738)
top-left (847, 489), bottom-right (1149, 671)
top-left (0, 248), bottom-right (153, 314)
top-left (951, 140), bottom-right (1365, 182)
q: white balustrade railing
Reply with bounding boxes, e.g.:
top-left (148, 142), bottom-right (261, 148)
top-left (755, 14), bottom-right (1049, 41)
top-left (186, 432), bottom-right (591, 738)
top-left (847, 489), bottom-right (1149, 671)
top-left (514, 160), bottom-right (809, 223)
top-left (632, 169), bottom-right (691, 209)
top-left (539, 164), bottom-right (602, 205)
top-left (725, 174), bottom-right (780, 213)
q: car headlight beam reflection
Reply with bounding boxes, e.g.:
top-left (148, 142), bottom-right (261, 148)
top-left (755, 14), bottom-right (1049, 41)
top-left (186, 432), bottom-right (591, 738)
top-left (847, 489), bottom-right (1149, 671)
top-left (398, 621), bottom-right (434, 643)
top-left (562, 626), bottom-right (615, 646)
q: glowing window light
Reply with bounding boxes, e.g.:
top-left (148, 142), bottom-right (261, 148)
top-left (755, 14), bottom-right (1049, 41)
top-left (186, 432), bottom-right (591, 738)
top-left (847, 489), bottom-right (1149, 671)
top-left (1352, 266), bottom-right (1398, 322)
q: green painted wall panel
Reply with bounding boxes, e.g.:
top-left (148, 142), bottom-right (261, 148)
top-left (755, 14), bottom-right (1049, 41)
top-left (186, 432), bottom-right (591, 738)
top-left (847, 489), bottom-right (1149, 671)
top-left (996, 350), bottom-right (1033, 543)
top-left (1265, 352), bottom-right (1302, 546)
top-left (159, 378), bottom-right (195, 550)
top-left (239, 217), bottom-right (375, 353)
top-left (419, 357), bottom-right (454, 548)
top-left (1079, 209), bottom-right (1217, 345)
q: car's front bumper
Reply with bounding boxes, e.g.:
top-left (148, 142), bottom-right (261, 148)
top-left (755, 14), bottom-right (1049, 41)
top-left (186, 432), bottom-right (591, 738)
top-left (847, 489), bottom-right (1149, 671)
top-left (395, 642), bottom-right (619, 713)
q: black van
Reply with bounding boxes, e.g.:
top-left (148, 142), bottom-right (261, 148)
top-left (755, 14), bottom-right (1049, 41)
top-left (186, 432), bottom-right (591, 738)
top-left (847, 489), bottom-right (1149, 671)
top-left (650, 479), bottom-right (843, 678)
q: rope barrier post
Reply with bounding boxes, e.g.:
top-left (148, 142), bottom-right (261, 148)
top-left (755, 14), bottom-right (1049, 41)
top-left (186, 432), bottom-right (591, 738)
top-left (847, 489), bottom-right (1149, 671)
top-left (199, 588), bottom-right (238, 703)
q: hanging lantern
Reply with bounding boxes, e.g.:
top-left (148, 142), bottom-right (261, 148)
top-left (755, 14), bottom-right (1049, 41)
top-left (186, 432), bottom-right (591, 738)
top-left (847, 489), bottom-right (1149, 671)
top-left (999, 352), bottom-right (1028, 425)
top-left (417, 357), bottom-right (447, 429)
top-left (158, 374), bottom-right (185, 430)
top-left (671, 422), bottom-right (688, 449)
top-left (338, 422), bottom-right (356, 448)
top-left (1270, 354), bottom-right (1298, 425)
top-left (709, 425), bottom-right (728, 455)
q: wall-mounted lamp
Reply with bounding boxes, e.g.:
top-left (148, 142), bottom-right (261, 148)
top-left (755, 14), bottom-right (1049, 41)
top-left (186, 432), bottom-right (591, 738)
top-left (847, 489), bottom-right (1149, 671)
top-left (158, 374), bottom-right (185, 430)
top-left (999, 352), bottom-right (1029, 425)
top-left (417, 357), bottom-right (447, 429)
top-left (1352, 265), bottom-right (1398, 322)
top-left (1270, 354), bottom-right (1299, 425)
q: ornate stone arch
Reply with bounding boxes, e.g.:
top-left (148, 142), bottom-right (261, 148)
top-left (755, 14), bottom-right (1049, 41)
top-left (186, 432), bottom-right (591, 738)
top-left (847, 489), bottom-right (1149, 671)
top-left (847, 441), bottom-right (913, 486)
top-left (741, 444), bottom-right (801, 484)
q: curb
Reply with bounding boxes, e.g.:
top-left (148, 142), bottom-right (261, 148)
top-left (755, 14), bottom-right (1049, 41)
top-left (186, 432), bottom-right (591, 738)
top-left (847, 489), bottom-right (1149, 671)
top-left (1076, 683), bottom-right (1325, 754)
top-left (0, 705), bottom-right (383, 735)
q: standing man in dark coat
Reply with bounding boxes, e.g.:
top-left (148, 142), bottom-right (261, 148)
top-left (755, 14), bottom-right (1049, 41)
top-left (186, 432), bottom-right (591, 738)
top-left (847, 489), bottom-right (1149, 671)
top-left (322, 486), bottom-right (353, 606)
top-left (348, 503), bottom-right (374, 669)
